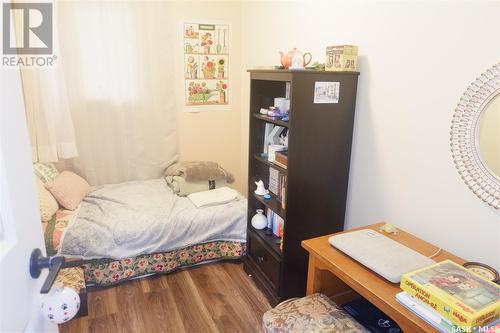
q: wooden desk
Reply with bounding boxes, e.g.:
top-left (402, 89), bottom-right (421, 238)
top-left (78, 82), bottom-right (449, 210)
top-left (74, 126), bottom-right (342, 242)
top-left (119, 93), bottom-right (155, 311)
top-left (301, 223), bottom-right (465, 333)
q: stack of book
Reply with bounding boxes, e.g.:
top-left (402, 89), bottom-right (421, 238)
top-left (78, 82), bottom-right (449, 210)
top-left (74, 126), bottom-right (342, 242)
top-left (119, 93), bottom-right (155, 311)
top-left (265, 208), bottom-right (284, 239)
top-left (268, 167), bottom-right (287, 209)
top-left (397, 260), bottom-right (500, 333)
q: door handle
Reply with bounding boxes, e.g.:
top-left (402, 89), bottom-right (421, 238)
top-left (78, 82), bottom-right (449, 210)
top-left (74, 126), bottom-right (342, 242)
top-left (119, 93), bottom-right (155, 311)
top-left (29, 248), bottom-right (65, 294)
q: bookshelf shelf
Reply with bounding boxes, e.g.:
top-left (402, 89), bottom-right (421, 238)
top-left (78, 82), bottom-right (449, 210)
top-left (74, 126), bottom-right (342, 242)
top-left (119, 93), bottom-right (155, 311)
top-left (252, 192), bottom-right (285, 219)
top-left (251, 227), bottom-right (282, 256)
top-left (252, 114), bottom-right (290, 128)
top-left (253, 154), bottom-right (287, 175)
top-left (244, 69), bottom-right (359, 306)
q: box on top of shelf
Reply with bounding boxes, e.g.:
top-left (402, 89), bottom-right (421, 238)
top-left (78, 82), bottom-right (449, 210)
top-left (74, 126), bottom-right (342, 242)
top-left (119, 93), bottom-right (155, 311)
top-left (325, 45), bottom-right (358, 72)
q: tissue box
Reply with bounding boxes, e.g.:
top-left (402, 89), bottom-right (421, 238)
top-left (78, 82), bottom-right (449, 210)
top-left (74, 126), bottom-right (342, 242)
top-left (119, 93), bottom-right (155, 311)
top-left (325, 45), bottom-right (358, 72)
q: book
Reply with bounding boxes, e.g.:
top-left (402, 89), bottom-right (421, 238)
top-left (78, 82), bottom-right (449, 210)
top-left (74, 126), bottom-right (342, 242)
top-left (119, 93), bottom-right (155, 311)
top-left (396, 291), bottom-right (460, 333)
top-left (397, 292), bottom-right (499, 333)
top-left (266, 208), bottom-right (273, 230)
top-left (269, 167), bottom-right (280, 195)
top-left (272, 212), bottom-right (278, 236)
top-left (280, 174), bottom-right (286, 210)
top-left (400, 260), bottom-right (500, 328)
top-left (272, 213), bottom-right (283, 238)
top-left (275, 215), bottom-right (284, 238)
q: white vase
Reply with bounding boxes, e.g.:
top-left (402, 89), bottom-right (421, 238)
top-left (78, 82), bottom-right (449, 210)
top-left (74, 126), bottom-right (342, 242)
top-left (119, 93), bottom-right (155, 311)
top-left (251, 209), bottom-right (267, 230)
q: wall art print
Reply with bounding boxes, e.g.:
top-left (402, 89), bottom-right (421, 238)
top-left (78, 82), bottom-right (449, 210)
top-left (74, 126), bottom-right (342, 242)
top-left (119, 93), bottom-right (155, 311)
top-left (184, 22), bottom-right (229, 110)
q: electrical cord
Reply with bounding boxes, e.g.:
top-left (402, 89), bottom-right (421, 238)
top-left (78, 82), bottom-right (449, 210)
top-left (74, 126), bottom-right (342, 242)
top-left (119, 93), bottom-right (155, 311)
top-left (428, 247), bottom-right (442, 259)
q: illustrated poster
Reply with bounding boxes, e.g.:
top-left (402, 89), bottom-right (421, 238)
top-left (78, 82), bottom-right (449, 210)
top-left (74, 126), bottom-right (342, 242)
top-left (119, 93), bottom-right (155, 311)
top-left (184, 22), bottom-right (229, 110)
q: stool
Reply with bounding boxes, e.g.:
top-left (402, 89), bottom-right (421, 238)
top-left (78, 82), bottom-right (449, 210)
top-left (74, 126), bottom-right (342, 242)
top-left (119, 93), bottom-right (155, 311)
top-left (54, 267), bottom-right (88, 318)
top-left (262, 293), bottom-right (368, 333)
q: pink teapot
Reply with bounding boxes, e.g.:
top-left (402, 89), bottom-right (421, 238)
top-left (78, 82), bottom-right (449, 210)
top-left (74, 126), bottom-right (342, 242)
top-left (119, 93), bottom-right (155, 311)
top-left (279, 48), bottom-right (312, 69)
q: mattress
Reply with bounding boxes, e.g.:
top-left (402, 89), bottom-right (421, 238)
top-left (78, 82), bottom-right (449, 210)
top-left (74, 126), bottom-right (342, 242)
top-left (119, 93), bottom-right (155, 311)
top-left (42, 178), bottom-right (247, 287)
top-left (58, 179), bottom-right (247, 260)
top-left (43, 208), bottom-right (246, 287)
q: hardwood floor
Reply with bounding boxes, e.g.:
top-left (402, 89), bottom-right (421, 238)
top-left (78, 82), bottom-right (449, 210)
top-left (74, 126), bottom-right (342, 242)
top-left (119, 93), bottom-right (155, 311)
top-left (59, 262), bottom-right (271, 333)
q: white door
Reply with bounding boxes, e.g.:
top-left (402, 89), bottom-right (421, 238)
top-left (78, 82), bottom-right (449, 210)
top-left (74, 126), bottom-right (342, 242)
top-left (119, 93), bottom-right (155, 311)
top-left (0, 67), bottom-right (59, 332)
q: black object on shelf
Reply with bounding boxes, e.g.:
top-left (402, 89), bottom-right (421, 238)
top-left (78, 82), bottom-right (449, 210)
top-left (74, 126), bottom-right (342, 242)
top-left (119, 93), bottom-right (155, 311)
top-left (341, 298), bottom-right (402, 333)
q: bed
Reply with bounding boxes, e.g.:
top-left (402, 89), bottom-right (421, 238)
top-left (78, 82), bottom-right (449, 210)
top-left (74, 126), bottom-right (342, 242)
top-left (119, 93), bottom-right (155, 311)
top-left (41, 178), bottom-right (247, 288)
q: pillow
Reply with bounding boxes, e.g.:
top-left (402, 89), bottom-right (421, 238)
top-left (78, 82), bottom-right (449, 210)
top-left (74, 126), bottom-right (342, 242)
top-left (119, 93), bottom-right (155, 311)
top-left (34, 163), bottom-right (60, 183)
top-left (165, 175), bottom-right (228, 196)
top-left (45, 171), bottom-right (91, 210)
top-left (187, 187), bottom-right (238, 208)
top-left (165, 161), bottom-right (235, 183)
top-left (35, 178), bottom-right (59, 222)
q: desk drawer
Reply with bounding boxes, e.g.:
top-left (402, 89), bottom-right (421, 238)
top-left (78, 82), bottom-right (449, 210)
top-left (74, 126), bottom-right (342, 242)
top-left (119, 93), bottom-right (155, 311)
top-left (248, 232), bottom-right (281, 288)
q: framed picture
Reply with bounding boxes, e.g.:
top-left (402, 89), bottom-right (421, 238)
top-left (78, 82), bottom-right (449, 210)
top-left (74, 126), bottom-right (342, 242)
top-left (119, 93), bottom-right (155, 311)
top-left (183, 21), bottom-right (230, 112)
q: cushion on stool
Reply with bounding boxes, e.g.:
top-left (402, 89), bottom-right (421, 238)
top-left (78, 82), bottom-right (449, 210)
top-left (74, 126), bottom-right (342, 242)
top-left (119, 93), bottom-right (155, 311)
top-left (262, 293), bottom-right (369, 333)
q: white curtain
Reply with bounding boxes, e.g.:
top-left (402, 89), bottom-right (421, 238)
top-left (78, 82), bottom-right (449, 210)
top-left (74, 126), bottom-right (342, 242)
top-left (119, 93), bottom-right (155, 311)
top-left (19, 4), bottom-right (78, 162)
top-left (55, 1), bottom-right (177, 185)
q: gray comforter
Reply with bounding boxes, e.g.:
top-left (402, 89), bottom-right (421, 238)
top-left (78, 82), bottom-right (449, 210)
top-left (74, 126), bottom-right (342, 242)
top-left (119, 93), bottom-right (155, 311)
top-left (59, 179), bottom-right (246, 260)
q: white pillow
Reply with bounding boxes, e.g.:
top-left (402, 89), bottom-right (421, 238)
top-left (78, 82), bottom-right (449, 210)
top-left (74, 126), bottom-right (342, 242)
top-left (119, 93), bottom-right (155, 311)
top-left (187, 187), bottom-right (238, 208)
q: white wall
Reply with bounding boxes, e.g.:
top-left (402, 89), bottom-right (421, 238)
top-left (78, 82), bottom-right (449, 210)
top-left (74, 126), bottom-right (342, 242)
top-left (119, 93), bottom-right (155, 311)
top-left (241, 1), bottom-right (500, 269)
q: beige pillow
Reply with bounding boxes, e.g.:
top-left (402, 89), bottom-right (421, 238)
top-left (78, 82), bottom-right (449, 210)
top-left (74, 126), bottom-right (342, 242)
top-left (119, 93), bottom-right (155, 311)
top-left (45, 171), bottom-right (91, 210)
top-left (35, 178), bottom-right (59, 222)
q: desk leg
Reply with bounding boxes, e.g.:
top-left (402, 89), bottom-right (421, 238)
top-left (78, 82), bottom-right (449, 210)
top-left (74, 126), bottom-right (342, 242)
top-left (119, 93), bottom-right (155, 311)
top-left (306, 254), bottom-right (322, 295)
top-left (306, 254), bottom-right (360, 304)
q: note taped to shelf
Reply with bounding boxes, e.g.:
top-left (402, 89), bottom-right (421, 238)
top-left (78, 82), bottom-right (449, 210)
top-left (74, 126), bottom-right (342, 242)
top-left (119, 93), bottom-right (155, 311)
top-left (313, 81), bottom-right (340, 104)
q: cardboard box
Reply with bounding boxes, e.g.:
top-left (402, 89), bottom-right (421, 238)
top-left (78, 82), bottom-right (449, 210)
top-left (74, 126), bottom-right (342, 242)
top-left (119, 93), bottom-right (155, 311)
top-left (325, 45), bottom-right (358, 72)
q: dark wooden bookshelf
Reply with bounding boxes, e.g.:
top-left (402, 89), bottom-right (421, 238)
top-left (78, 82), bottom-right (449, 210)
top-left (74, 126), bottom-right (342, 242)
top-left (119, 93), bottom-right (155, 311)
top-left (244, 69), bottom-right (359, 306)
